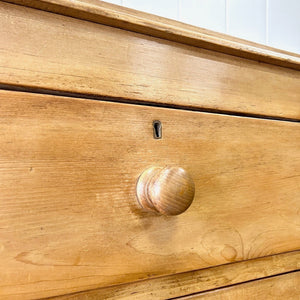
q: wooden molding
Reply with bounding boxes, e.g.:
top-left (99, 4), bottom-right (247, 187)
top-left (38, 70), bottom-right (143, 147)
top-left (3, 0), bottom-right (300, 70)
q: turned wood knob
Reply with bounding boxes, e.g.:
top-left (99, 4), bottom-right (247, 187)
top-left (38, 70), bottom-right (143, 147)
top-left (136, 166), bottom-right (195, 215)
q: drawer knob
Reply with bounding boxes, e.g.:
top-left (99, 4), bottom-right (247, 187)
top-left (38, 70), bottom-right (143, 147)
top-left (136, 166), bottom-right (195, 215)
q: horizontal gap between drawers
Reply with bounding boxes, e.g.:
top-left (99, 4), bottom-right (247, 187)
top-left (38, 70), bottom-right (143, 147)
top-left (169, 270), bottom-right (300, 300)
top-left (1, 84), bottom-right (299, 124)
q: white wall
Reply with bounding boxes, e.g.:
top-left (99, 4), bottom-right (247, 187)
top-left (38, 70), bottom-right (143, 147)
top-left (104, 0), bottom-right (300, 54)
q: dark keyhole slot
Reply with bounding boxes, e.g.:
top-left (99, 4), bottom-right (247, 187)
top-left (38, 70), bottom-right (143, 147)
top-left (153, 120), bottom-right (162, 139)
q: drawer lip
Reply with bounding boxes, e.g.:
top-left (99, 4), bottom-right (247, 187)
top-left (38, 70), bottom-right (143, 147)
top-left (3, 0), bottom-right (300, 70)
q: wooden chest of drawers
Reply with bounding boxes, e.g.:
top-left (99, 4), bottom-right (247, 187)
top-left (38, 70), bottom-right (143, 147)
top-left (0, 0), bottom-right (299, 299)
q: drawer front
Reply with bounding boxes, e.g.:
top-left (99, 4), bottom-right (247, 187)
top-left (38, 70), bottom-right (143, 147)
top-left (1, 2), bottom-right (300, 120)
top-left (182, 271), bottom-right (300, 300)
top-left (0, 90), bottom-right (299, 299)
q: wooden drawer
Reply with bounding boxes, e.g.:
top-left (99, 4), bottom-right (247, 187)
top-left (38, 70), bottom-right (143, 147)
top-left (182, 271), bottom-right (300, 300)
top-left (1, 1), bottom-right (300, 120)
top-left (0, 90), bottom-right (299, 299)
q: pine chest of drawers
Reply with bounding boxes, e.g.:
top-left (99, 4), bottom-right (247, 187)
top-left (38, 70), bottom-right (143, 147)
top-left (0, 1), bottom-right (300, 299)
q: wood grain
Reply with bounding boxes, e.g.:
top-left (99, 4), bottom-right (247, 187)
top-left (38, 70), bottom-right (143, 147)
top-left (182, 271), bottom-right (300, 299)
top-left (1, 2), bottom-right (300, 120)
top-left (3, 0), bottom-right (300, 71)
top-left (0, 90), bottom-right (299, 299)
top-left (51, 251), bottom-right (300, 300)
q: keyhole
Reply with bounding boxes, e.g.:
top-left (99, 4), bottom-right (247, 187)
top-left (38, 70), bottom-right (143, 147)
top-left (153, 120), bottom-right (162, 139)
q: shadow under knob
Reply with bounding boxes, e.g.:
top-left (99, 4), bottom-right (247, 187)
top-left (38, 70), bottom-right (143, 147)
top-left (136, 166), bottom-right (195, 215)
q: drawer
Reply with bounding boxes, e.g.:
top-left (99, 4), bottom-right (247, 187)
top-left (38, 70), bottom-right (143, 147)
top-left (181, 271), bottom-right (300, 300)
top-left (0, 90), bottom-right (299, 299)
top-left (1, 1), bottom-right (300, 120)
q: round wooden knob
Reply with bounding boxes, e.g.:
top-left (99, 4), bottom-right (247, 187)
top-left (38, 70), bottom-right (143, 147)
top-left (136, 166), bottom-right (195, 215)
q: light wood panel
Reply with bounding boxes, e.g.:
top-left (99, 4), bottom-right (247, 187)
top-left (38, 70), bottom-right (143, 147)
top-left (3, 0), bottom-right (300, 70)
top-left (0, 90), bottom-right (299, 299)
top-left (182, 271), bottom-right (300, 299)
top-left (52, 251), bottom-right (300, 299)
top-left (1, 2), bottom-right (300, 120)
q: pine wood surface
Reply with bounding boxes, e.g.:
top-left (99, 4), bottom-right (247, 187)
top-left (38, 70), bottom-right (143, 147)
top-left (1, 2), bottom-right (300, 120)
top-left (3, 0), bottom-right (300, 70)
top-left (0, 90), bottom-right (299, 299)
top-left (51, 251), bottom-right (300, 300)
top-left (182, 271), bottom-right (300, 300)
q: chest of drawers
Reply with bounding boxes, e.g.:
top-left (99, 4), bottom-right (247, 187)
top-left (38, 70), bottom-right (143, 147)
top-left (0, 1), bottom-right (299, 299)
